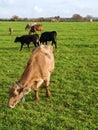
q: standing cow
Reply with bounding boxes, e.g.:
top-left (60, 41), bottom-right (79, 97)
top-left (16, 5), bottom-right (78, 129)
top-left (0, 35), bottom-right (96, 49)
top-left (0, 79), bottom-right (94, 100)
top-left (14, 34), bottom-right (40, 51)
top-left (25, 23), bottom-right (37, 30)
top-left (9, 27), bottom-right (13, 35)
top-left (29, 24), bottom-right (43, 35)
top-left (8, 45), bottom-right (55, 108)
top-left (39, 31), bottom-right (57, 48)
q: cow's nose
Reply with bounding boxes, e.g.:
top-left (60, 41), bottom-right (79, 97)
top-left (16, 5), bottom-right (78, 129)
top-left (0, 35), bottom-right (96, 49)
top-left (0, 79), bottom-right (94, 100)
top-left (8, 104), bottom-right (15, 109)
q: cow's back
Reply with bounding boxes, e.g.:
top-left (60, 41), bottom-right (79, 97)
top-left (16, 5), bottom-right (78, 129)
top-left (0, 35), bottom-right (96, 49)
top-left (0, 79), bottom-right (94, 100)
top-left (40, 31), bottom-right (57, 42)
top-left (33, 45), bottom-right (54, 77)
top-left (30, 45), bottom-right (54, 78)
top-left (19, 45), bottom-right (54, 82)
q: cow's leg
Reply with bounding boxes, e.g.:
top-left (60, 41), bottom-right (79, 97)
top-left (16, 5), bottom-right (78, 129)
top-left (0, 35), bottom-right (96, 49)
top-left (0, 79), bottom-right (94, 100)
top-left (33, 80), bottom-right (44, 101)
top-left (52, 41), bottom-right (57, 48)
top-left (29, 30), bottom-right (31, 35)
top-left (34, 90), bottom-right (39, 101)
top-left (45, 41), bottom-right (47, 45)
top-left (20, 43), bottom-right (23, 51)
top-left (27, 43), bottom-right (30, 50)
top-left (36, 41), bottom-right (40, 46)
top-left (44, 77), bottom-right (51, 97)
top-left (33, 42), bottom-right (37, 47)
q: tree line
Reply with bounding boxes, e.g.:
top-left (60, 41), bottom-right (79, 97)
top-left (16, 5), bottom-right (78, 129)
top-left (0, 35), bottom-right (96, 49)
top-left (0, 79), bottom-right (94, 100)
top-left (0, 14), bottom-right (98, 22)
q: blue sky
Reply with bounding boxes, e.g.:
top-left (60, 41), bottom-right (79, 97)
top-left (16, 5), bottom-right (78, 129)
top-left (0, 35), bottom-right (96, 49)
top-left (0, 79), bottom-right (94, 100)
top-left (0, 0), bottom-right (98, 18)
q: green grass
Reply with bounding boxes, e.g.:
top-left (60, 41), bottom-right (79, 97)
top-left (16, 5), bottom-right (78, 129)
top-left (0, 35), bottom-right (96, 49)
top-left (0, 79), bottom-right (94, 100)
top-left (0, 21), bottom-right (98, 130)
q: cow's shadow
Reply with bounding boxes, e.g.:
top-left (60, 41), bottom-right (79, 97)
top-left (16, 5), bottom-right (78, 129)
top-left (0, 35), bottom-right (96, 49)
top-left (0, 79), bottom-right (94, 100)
top-left (0, 46), bottom-right (34, 52)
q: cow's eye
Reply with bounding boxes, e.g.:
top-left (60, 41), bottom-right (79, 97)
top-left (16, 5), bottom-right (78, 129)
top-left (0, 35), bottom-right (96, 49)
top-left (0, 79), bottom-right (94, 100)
top-left (17, 88), bottom-right (23, 93)
top-left (13, 93), bottom-right (17, 97)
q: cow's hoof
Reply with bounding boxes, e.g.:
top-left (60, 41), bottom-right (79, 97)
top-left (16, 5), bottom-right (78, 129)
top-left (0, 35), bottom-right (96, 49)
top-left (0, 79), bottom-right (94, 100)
top-left (46, 93), bottom-right (51, 98)
top-left (34, 98), bottom-right (39, 101)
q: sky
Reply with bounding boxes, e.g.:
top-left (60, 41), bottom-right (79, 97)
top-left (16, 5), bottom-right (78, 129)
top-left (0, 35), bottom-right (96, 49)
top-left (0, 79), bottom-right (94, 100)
top-left (0, 0), bottom-right (98, 18)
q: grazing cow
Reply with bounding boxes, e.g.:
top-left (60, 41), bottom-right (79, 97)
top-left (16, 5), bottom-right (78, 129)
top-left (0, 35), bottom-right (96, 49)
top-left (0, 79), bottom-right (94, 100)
top-left (25, 23), bottom-right (36, 30)
top-left (8, 45), bottom-right (55, 108)
top-left (40, 31), bottom-right (57, 48)
top-left (14, 34), bottom-right (40, 51)
top-left (29, 24), bottom-right (43, 35)
top-left (9, 27), bottom-right (13, 35)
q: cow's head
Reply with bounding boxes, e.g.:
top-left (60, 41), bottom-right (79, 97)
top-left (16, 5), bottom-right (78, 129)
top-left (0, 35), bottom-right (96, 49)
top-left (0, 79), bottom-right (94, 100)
top-left (14, 37), bottom-right (19, 42)
top-left (8, 82), bottom-right (31, 108)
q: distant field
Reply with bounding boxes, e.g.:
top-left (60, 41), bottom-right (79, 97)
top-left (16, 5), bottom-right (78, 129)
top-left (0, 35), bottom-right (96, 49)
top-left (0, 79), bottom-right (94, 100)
top-left (0, 21), bottom-right (98, 130)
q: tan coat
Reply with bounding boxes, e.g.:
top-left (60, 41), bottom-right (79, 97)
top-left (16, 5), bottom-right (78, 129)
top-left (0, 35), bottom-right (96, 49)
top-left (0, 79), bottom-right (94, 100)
top-left (8, 45), bottom-right (55, 108)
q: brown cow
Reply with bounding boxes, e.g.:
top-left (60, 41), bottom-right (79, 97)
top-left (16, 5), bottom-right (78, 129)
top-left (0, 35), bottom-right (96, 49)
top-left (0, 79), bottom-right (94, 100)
top-left (29, 24), bottom-right (43, 35)
top-left (25, 23), bottom-right (37, 30)
top-left (9, 27), bottom-right (13, 35)
top-left (8, 45), bottom-right (55, 108)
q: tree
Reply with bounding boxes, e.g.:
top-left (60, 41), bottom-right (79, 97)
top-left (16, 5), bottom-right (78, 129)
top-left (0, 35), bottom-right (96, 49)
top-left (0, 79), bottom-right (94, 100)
top-left (85, 15), bottom-right (93, 22)
top-left (72, 14), bottom-right (83, 21)
top-left (11, 15), bottom-right (19, 21)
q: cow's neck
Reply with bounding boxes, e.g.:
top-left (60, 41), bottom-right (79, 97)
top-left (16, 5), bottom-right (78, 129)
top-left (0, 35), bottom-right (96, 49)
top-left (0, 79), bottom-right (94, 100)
top-left (18, 78), bottom-right (33, 88)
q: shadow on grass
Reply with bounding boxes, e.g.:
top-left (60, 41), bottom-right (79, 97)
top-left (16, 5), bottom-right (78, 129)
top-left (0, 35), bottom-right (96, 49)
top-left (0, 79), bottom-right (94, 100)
top-left (0, 46), bottom-right (34, 52)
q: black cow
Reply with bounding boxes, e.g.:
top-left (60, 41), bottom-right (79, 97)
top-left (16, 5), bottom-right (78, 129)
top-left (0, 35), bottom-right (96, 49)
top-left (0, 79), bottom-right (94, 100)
top-left (14, 34), bottom-right (39, 51)
top-left (39, 31), bottom-right (57, 48)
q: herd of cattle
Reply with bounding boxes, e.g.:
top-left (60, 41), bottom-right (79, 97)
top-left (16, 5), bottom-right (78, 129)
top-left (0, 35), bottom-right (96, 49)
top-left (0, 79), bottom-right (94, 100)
top-left (9, 23), bottom-right (57, 51)
top-left (8, 23), bottom-right (56, 108)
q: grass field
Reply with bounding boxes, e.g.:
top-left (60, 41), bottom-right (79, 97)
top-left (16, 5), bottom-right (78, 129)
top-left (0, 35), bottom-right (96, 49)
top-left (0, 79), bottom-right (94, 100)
top-left (0, 21), bottom-right (98, 130)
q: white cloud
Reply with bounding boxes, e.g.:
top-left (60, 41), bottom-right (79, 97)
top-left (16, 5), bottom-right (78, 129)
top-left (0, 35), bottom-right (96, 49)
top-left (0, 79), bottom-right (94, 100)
top-left (34, 6), bottom-right (43, 13)
top-left (3, 0), bottom-right (16, 5)
top-left (8, 0), bottom-right (16, 4)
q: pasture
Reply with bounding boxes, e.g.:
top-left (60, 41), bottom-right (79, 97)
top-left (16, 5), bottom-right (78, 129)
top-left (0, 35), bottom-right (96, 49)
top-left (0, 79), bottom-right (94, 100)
top-left (0, 21), bottom-right (98, 130)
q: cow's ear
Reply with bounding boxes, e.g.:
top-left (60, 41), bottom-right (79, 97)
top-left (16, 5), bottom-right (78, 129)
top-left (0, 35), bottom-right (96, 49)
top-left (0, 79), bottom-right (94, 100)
top-left (12, 82), bottom-right (16, 86)
top-left (12, 82), bottom-right (20, 90)
top-left (23, 87), bottom-right (31, 95)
